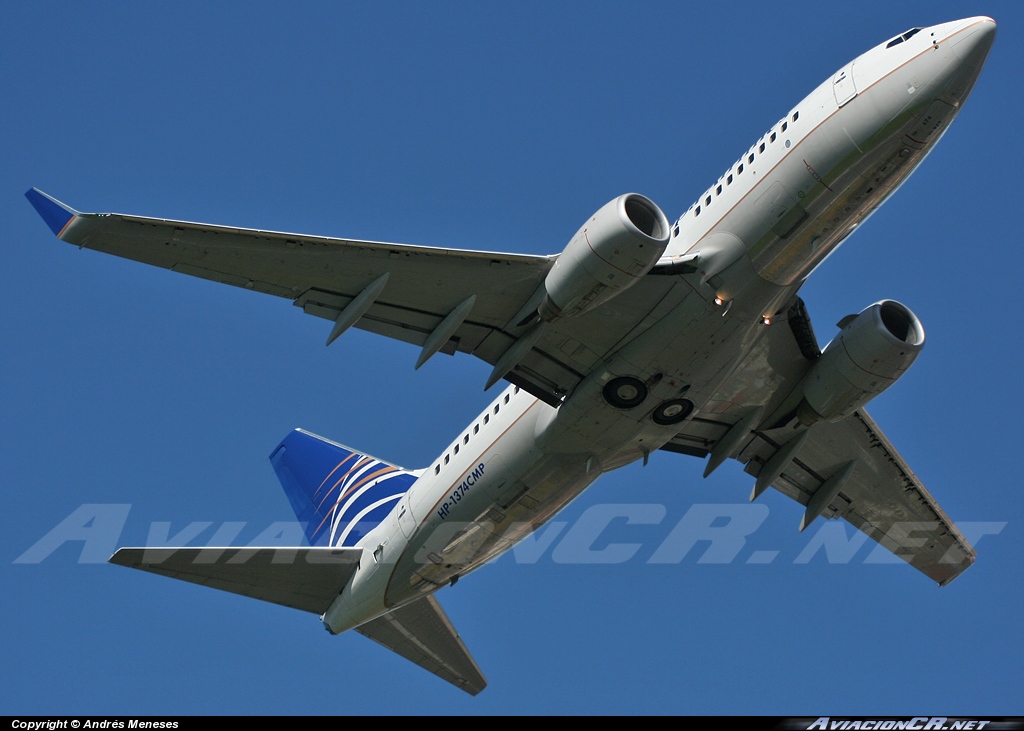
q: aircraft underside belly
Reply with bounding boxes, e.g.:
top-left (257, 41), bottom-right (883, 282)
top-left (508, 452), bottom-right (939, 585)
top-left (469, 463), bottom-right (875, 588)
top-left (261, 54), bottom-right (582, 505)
top-left (390, 451), bottom-right (598, 603)
top-left (386, 282), bottom-right (797, 604)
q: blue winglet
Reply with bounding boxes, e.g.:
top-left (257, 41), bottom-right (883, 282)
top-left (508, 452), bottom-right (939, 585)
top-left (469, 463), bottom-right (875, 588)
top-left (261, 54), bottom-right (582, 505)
top-left (25, 188), bottom-right (79, 237)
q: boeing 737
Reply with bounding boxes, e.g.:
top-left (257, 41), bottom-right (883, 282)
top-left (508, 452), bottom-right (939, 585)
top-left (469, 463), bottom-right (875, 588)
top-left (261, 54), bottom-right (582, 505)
top-left (26, 16), bottom-right (996, 695)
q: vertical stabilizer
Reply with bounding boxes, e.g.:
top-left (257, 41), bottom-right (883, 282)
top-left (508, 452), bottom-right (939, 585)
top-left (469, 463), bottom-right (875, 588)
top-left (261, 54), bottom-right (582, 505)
top-left (270, 429), bottom-right (419, 547)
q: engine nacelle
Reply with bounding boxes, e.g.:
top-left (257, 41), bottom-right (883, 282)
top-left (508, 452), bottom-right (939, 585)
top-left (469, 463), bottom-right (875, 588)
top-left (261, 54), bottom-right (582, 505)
top-left (798, 300), bottom-right (925, 424)
top-left (539, 193), bottom-right (670, 321)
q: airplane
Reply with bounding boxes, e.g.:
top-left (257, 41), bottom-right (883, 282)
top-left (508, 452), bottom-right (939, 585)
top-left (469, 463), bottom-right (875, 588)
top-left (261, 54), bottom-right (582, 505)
top-left (25, 16), bottom-right (996, 696)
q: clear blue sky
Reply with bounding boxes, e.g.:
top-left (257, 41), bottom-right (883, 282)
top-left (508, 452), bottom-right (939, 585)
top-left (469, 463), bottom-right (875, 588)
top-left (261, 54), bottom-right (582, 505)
top-left (3, 1), bottom-right (1022, 715)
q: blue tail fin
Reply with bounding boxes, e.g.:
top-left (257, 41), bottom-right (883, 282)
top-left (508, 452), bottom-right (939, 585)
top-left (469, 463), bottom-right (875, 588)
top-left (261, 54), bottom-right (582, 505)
top-left (270, 429), bottom-right (419, 547)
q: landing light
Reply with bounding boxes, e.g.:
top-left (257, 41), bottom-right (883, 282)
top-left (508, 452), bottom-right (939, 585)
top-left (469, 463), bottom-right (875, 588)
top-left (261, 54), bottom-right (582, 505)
top-left (762, 316), bottom-right (772, 325)
top-left (714, 296), bottom-right (725, 306)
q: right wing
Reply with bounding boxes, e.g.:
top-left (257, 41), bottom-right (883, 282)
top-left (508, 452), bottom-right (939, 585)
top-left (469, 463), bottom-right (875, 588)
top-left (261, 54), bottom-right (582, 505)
top-left (27, 188), bottom-right (677, 404)
top-left (357, 595), bottom-right (487, 696)
top-left (26, 188), bottom-right (552, 357)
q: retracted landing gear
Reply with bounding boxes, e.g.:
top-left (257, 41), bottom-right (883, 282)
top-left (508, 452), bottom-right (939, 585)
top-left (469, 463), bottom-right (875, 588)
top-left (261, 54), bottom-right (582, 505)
top-left (602, 376), bottom-right (648, 409)
top-left (651, 399), bottom-right (694, 425)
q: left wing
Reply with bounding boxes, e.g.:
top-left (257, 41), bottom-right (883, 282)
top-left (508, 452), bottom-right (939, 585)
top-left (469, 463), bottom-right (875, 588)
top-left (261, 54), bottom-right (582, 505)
top-left (664, 410), bottom-right (975, 585)
top-left (661, 299), bottom-right (975, 585)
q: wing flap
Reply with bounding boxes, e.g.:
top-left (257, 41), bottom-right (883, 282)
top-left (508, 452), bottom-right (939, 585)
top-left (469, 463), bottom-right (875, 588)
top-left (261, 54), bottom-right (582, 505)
top-left (109, 546), bottom-right (363, 614)
top-left (357, 595), bottom-right (487, 695)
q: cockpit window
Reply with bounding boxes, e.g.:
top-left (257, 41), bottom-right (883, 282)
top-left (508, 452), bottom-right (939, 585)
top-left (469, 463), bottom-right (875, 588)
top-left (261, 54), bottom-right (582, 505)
top-left (888, 27), bottom-right (922, 48)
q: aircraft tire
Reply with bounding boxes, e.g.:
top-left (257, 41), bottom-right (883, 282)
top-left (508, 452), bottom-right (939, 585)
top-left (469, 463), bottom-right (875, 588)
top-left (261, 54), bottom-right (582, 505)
top-left (603, 376), bottom-right (648, 409)
top-left (652, 398), bottom-right (694, 425)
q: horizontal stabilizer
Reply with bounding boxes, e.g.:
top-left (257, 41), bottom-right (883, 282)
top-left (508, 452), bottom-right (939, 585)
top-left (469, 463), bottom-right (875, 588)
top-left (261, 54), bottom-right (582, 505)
top-left (25, 188), bottom-right (79, 237)
top-left (109, 546), bottom-right (362, 614)
top-left (358, 595), bottom-right (487, 695)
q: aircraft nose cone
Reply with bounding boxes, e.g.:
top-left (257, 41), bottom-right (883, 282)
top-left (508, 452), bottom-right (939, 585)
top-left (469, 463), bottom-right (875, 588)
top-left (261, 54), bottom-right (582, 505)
top-left (949, 16), bottom-right (997, 67)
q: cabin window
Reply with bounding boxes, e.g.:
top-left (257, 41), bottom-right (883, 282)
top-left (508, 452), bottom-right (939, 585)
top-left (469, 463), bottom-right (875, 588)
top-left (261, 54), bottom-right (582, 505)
top-left (738, 163), bottom-right (744, 174)
top-left (695, 206), bottom-right (701, 217)
top-left (464, 435), bottom-right (469, 444)
top-left (494, 405), bottom-right (499, 414)
top-left (444, 455), bottom-right (450, 465)
top-left (514, 386), bottom-right (520, 394)
top-left (705, 195), bottom-right (711, 206)
top-left (716, 185), bottom-right (722, 195)
top-left (770, 132), bottom-right (776, 143)
top-left (474, 424), bottom-right (479, 434)
top-left (727, 174), bottom-right (733, 185)
top-left (748, 153), bottom-right (754, 164)
top-left (759, 143), bottom-right (765, 153)
top-left (484, 414), bottom-right (489, 424)
top-left (781, 121), bottom-right (788, 132)
top-left (435, 465), bottom-right (440, 475)
top-left (454, 444), bottom-right (459, 455)
top-left (792, 111), bottom-right (799, 122)
top-left (504, 394), bottom-right (510, 404)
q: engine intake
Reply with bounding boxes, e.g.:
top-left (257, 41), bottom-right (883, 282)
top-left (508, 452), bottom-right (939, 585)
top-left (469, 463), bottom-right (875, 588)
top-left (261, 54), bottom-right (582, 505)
top-left (798, 300), bottom-right (925, 424)
top-left (540, 193), bottom-right (670, 321)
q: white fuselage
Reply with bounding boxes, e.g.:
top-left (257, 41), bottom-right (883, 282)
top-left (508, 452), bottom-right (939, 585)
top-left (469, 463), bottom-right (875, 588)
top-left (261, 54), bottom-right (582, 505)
top-left (322, 16), bottom-right (995, 635)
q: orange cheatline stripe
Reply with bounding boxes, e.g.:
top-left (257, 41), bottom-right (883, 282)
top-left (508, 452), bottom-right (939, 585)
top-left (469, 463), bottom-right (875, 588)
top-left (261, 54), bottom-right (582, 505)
top-left (312, 456), bottom-right (373, 538)
top-left (316, 456), bottom-right (372, 511)
top-left (313, 451), bottom-right (358, 500)
top-left (325, 466), bottom-right (400, 522)
top-left (319, 464), bottom-right (403, 536)
top-left (57, 216), bottom-right (76, 238)
top-left (344, 465), bottom-right (399, 498)
top-left (314, 462), bottom-right (400, 540)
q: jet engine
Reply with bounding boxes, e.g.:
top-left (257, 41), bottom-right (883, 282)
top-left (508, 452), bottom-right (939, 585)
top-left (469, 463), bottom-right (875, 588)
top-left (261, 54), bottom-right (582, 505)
top-left (539, 193), bottom-right (670, 322)
top-left (798, 300), bottom-right (925, 424)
